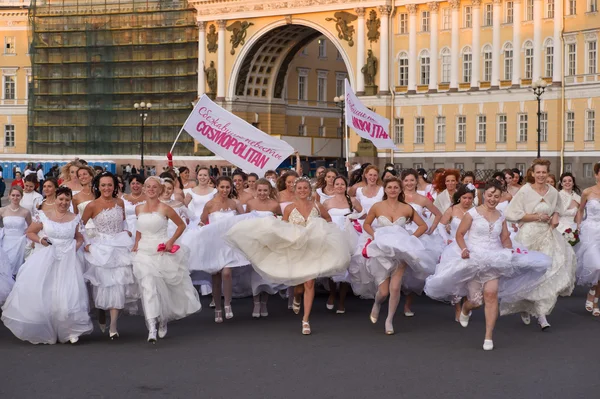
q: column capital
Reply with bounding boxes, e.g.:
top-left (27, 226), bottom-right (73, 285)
top-left (492, 0), bottom-right (502, 5)
top-left (428, 2), bottom-right (440, 12)
top-left (197, 21), bottom-right (206, 31)
top-left (449, 0), bottom-right (461, 9)
top-left (407, 4), bottom-right (418, 15)
top-left (355, 7), bottom-right (366, 17)
top-left (216, 20), bottom-right (227, 30)
top-left (471, 0), bottom-right (482, 7)
top-left (378, 5), bottom-right (392, 16)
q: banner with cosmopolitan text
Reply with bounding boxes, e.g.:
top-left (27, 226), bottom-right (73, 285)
top-left (344, 79), bottom-right (396, 149)
top-left (182, 95), bottom-right (295, 175)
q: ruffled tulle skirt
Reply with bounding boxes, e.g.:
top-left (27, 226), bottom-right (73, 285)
top-left (1, 240), bottom-right (93, 344)
top-left (83, 232), bottom-right (140, 312)
top-left (0, 245), bottom-right (14, 305)
top-left (402, 230), bottom-right (444, 295)
top-left (132, 238), bottom-right (201, 322)
top-left (575, 221), bottom-right (600, 286)
top-left (226, 217), bottom-right (351, 286)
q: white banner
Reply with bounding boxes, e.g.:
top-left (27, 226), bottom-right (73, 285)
top-left (182, 95), bottom-right (295, 175)
top-left (344, 79), bottom-right (396, 149)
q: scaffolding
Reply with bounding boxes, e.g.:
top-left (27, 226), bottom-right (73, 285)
top-left (28, 0), bottom-right (198, 155)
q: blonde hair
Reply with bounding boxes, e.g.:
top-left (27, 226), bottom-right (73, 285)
top-left (256, 178), bottom-right (278, 200)
top-left (61, 161), bottom-right (82, 182)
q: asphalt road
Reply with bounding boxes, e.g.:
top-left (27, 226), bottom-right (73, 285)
top-left (0, 288), bottom-right (598, 399)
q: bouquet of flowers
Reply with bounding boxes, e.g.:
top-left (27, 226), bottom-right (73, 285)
top-left (563, 228), bottom-right (580, 246)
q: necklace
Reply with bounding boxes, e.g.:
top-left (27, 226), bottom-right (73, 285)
top-left (130, 193), bottom-right (142, 200)
top-left (81, 188), bottom-right (93, 196)
top-left (45, 200), bottom-right (56, 206)
top-left (8, 205), bottom-right (20, 212)
top-left (54, 210), bottom-right (68, 221)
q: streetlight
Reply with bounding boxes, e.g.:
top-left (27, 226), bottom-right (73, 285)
top-left (134, 101), bottom-right (152, 177)
top-left (532, 79), bottom-right (547, 159)
top-left (334, 95), bottom-right (345, 172)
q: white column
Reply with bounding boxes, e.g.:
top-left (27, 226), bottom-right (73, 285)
top-left (407, 4), bottom-right (418, 93)
top-left (216, 20), bottom-right (226, 100)
top-left (552, 0), bottom-right (563, 83)
top-left (356, 8), bottom-right (366, 94)
top-left (428, 2), bottom-right (439, 92)
top-left (449, 0), bottom-right (460, 90)
top-left (471, 0), bottom-right (481, 89)
top-left (491, 0), bottom-right (502, 88)
top-left (379, 6), bottom-right (391, 94)
top-left (198, 21), bottom-right (206, 97)
top-left (532, 0), bottom-right (543, 81)
top-left (512, 0), bottom-right (522, 86)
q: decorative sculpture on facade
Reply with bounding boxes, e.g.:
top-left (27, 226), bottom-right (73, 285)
top-left (325, 11), bottom-right (357, 47)
top-left (366, 9), bottom-right (380, 43)
top-left (227, 21), bottom-right (254, 55)
top-left (361, 49), bottom-right (378, 94)
top-left (207, 24), bottom-right (218, 53)
top-left (204, 60), bottom-right (217, 98)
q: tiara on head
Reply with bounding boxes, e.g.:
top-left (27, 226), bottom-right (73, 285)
top-left (293, 176), bottom-right (311, 187)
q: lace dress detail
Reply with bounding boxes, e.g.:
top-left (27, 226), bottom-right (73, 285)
top-left (1, 215), bottom-right (28, 275)
top-left (289, 207), bottom-right (320, 226)
top-left (575, 199), bottom-right (600, 286)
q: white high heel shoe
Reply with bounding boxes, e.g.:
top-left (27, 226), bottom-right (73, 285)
top-left (483, 340), bottom-right (494, 351)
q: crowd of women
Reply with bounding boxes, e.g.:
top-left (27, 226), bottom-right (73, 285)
top-left (0, 157), bottom-right (598, 351)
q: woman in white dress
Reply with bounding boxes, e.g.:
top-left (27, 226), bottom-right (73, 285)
top-left (433, 169), bottom-right (460, 214)
top-left (21, 174), bottom-right (43, 216)
top-left (425, 180), bottom-right (550, 351)
top-left (0, 186), bottom-right (32, 276)
top-left (179, 166), bottom-right (196, 190)
top-left (227, 177), bottom-right (350, 335)
top-left (323, 176), bottom-right (362, 313)
top-left (159, 178), bottom-right (192, 237)
top-left (277, 170), bottom-right (298, 214)
top-left (499, 159), bottom-right (577, 330)
top-left (82, 172), bottom-right (139, 339)
top-left (2, 187), bottom-right (92, 344)
top-left (556, 172), bottom-right (581, 234)
top-left (354, 176), bottom-right (428, 335)
top-left (122, 174), bottom-right (146, 237)
top-left (60, 160), bottom-right (83, 193)
top-left (0, 229), bottom-right (14, 305)
top-left (507, 169), bottom-right (522, 197)
top-left (232, 170), bottom-right (254, 207)
top-left (72, 165), bottom-right (97, 237)
top-left (416, 168), bottom-right (435, 201)
top-left (354, 165), bottom-right (384, 218)
top-left (245, 173), bottom-right (259, 198)
top-left (132, 177), bottom-right (201, 343)
top-left (315, 168), bottom-right (337, 204)
top-left (184, 167), bottom-right (217, 223)
top-left (575, 163), bottom-right (600, 315)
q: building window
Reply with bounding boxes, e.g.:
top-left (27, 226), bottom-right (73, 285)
top-left (457, 116), bottom-right (466, 143)
top-left (422, 11), bottom-right (430, 32)
top-left (463, 46), bottom-right (472, 83)
top-left (398, 52), bottom-right (409, 86)
top-left (584, 163), bottom-right (593, 178)
top-left (527, 0), bottom-right (534, 20)
top-left (464, 6), bottom-right (472, 28)
top-left (564, 163), bottom-right (573, 173)
top-left (506, 1), bottom-right (514, 23)
top-left (586, 110), bottom-right (596, 141)
top-left (441, 48), bottom-right (451, 83)
top-left (318, 126), bottom-right (325, 137)
top-left (336, 50), bottom-right (342, 61)
top-left (436, 116), bottom-right (446, 143)
top-left (588, 40), bottom-right (597, 75)
top-left (524, 41), bottom-right (534, 79)
top-left (301, 47), bottom-right (308, 56)
top-left (483, 46), bottom-right (493, 82)
top-left (394, 118), bottom-right (404, 144)
top-left (566, 111), bottom-right (575, 141)
top-left (335, 73), bottom-right (346, 97)
top-left (569, 0), bottom-right (576, 15)
top-left (420, 51), bottom-right (430, 85)
top-left (477, 115), bottom-right (487, 143)
top-left (540, 112), bottom-right (548, 142)
top-left (591, 0), bottom-right (598, 12)
top-left (547, 0), bottom-right (555, 17)
top-left (317, 72), bottom-right (327, 103)
top-left (399, 13), bottom-right (408, 34)
top-left (504, 44), bottom-right (513, 80)
top-left (415, 117), bottom-right (425, 144)
top-left (567, 43), bottom-right (577, 76)
top-left (4, 124), bottom-right (15, 147)
top-left (518, 114), bottom-right (528, 142)
top-left (318, 39), bottom-right (326, 59)
top-left (3, 75), bottom-right (15, 100)
top-left (297, 69), bottom-right (308, 101)
top-left (4, 37), bottom-right (15, 55)
top-left (497, 114), bottom-right (507, 142)
top-left (545, 43), bottom-right (554, 77)
top-left (484, 3), bottom-right (493, 26)
top-left (298, 124), bottom-right (306, 136)
top-left (442, 8), bottom-right (451, 30)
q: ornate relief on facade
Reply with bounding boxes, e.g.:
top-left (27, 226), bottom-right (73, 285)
top-left (325, 11), bottom-right (357, 47)
top-left (207, 24), bottom-right (218, 53)
top-left (227, 21), bottom-right (254, 55)
top-left (366, 9), bottom-right (380, 44)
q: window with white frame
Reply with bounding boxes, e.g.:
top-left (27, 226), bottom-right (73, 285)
top-left (298, 124), bottom-right (306, 136)
top-left (566, 111), bottom-right (575, 141)
top-left (584, 163), bottom-right (593, 178)
top-left (442, 8), bottom-right (451, 30)
top-left (26, 74), bottom-right (32, 99)
top-left (547, 0), bottom-right (555, 18)
top-left (497, 114), bottom-right (507, 142)
top-left (464, 6), bottom-right (472, 28)
top-left (524, 41), bottom-right (534, 79)
top-left (527, 0), bottom-right (534, 20)
top-left (318, 125), bottom-right (325, 137)
top-left (441, 48), bottom-right (451, 83)
top-left (504, 43), bottom-right (513, 80)
top-left (436, 116), bottom-right (446, 143)
top-left (477, 115), bottom-right (487, 143)
top-left (336, 49), bottom-right (342, 61)
top-left (588, 40), bottom-right (597, 75)
top-left (506, 1), bottom-right (514, 23)
top-left (297, 68), bottom-right (308, 101)
top-left (484, 3), bottom-right (493, 26)
top-left (420, 50), bottom-right (430, 85)
top-left (463, 46), bottom-right (472, 83)
top-left (317, 71), bottom-right (327, 103)
top-left (564, 163), bottom-right (573, 173)
top-left (398, 52), bottom-right (409, 86)
top-left (394, 118), bottom-right (404, 144)
top-left (569, 0), bottom-right (576, 14)
top-left (415, 117), bottom-right (425, 144)
top-left (567, 43), bottom-right (577, 76)
top-left (335, 72), bottom-right (346, 97)
top-left (586, 110), bottom-right (596, 141)
top-left (590, 0), bottom-right (598, 12)
top-left (399, 13), bottom-right (408, 34)
top-left (483, 46), bottom-right (493, 81)
top-left (3, 75), bottom-right (15, 100)
top-left (4, 124), bottom-right (15, 147)
top-left (422, 11), bottom-right (430, 32)
top-left (318, 38), bottom-right (327, 59)
top-left (457, 116), bottom-right (467, 143)
top-left (545, 42), bottom-right (554, 77)
top-left (540, 112), bottom-right (548, 141)
top-left (4, 37), bottom-right (15, 55)
top-left (518, 114), bottom-right (528, 142)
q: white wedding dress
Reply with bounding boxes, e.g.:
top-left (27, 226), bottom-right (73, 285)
top-left (2, 215), bottom-right (28, 276)
top-left (575, 199), bottom-right (600, 286)
top-left (122, 197), bottom-right (145, 237)
top-left (1, 213), bottom-right (93, 344)
top-left (0, 229), bottom-right (15, 305)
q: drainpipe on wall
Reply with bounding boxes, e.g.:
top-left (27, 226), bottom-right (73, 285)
top-left (389, 0), bottom-right (396, 165)
top-left (559, 13), bottom-right (566, 174)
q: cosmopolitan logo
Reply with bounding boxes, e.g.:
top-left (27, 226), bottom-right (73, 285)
top-left (350, 117), bottom-right (390, 140)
